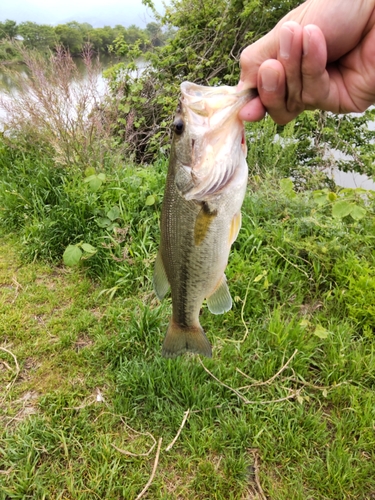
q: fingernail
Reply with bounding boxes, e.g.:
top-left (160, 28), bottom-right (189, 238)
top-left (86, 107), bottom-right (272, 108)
top-left (303, 27), bottom-right (311, 56)
top-left (280, 24), bottom-right (294, 59)
top-left (260, 67), bottom-right (279, 92)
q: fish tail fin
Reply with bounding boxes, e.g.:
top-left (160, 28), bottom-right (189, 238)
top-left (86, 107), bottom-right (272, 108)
top-left (162, 319), bottom-right (212, 359)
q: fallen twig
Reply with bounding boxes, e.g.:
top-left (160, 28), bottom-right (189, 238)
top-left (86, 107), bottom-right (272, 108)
top-left (0, 346), bottom-right (20, 402)
top-left (198, 357), bottom-right (249, 403)
top-left (271, 246), bottom-right (310, 278)
top-left (111, 439), bottom-right (157, 458)
top-left (237, 349), bottom-right (298, 390)
top-left (165, 409), bottom-right (190, 452)
top-left (225, 280), bottom-right (251, 344)
top-left (249, 449), bottom-right (267, 500)
top-left (135, 437), bottom-right (162, 500)
top-left (199, 356), bottom-right (303, 405)
top-left (11, 276), bottom-right (22, 303)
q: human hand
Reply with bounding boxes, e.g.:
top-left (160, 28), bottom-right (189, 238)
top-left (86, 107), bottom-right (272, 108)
top-left (238, 0), bottom-right (375, 124)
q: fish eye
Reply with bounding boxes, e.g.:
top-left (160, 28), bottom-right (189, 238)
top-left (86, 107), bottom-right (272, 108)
top-left (173, 119), bottom-right (184, 135)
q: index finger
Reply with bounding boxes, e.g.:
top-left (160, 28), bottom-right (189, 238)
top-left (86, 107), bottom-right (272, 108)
top-left (239, 30), bottom-right (279, 89)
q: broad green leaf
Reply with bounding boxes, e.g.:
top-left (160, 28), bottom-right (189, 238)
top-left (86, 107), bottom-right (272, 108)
top-left (81, 243), bottom-right (97, 254)
top-left (63, 245), bottom-right (82, 266)
top-left (96, 217), bottom-right (112, 228)
top-left (98, 173), bottom-right (106, 181)
top-left (107, 206), bottom-right (120, 221)
top-left (280, 178), bottom-right (296, 198)
top-left (313, 189), bottom-right (329, 206)
top-left (350, 205), bottom-right (366, 220)
top-left (145, 195), bottom-right (156, 206)
top-left (332, 200), bottom-right (353, 218)
top-left (85, 167), bottom-right (96, 177)
top-left (299, 319), bottom-right (311, 328)
top-left (83, 175), bottom-right (102, 192)
top-left (254, 271), bottom-right (266, 282)
top-left (314, 194), bottom-right (328, 206)
top-left (313, 325), bottom-right (329, 339)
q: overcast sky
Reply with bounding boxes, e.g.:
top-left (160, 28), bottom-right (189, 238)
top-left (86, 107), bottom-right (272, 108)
top-left (0, 0), bottom-right (166, 28)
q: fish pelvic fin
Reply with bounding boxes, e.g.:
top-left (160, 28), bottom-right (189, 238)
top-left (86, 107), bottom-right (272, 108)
top-left (153, 251), bottom-right (170, 300)
top-left (207, 275), bottom-right (232, 315)
top-left (162, 319), bottom-right (212, 359)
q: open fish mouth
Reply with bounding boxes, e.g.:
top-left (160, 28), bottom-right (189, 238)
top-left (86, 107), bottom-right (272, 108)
top-left (178, 82), bottom-right (256, 201)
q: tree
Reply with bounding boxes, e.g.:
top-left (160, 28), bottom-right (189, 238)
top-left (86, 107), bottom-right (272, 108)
top-left (54, 23), bottom-right (84, 55)
top-left (18, 22), bottom-right (57, 51)
top-left (105, 0), bottom-right (302, 161)
top-left (145, 22), bottom-right (164, 47)
top-left (0, 19), bottom-right (18, 40)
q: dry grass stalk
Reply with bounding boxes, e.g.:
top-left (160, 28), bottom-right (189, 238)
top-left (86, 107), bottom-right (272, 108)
top-left (198, 354), bottom-right (303, 406)
top-left (236, 349), bottom-right (298, 390)
top-left (0, 42), bottom-right (125, 170)
top-left (0, 346), bottom-right (20, 402)
top-left (135, 437), bottom-right (163, 500)
top-left (165, 409), bottom-right (190, 452)
top-left (249, 449), bottom-right (267, 500)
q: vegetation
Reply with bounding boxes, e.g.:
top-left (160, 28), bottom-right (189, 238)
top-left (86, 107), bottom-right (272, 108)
top-left (0, 18), bottom-right (166, 56)
top-left (1, 169), bottom-right (375, 498)
top-left (0, 0), bottom-right (375, 497)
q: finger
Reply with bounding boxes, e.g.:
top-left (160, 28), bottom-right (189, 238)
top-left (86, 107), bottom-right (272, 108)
top-left (239, 31), bottom-right (279, 90)
top-left (238, 95), bottom-right (267, 122)
top-left (277, 21), bottom-right (304, 114)
top-left (258, 60), bottom-right (299, 125)
top-left (300, 25), bottom-right (330, 109)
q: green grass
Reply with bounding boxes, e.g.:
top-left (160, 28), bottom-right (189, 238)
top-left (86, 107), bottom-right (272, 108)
top-left (1, 167), bottom-right (375, 499)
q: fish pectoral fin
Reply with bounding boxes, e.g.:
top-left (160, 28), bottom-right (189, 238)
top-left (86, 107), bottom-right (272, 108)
top-left (228, 211), bottom-right (242, 247)
top-left (153, 251), bottom-right (170, 300)
top-left (206, 275), bottom-right (232, 315)
top-left (162, 319), bottom-right (212, 358)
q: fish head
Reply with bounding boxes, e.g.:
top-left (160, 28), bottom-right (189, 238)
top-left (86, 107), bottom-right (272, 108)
top-left (171, 82), bottom-right (256, 201)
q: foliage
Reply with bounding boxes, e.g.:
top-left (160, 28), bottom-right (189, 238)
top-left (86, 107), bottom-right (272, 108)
top-left (18, 21), bottom-right (58, 52)
top-left (0, 19), bottom-right (18, 40)
top-left (0, 44), bottom-right (125, 171)
top-left (1, 168), bottom-right (375, 498)
top-left (0, 18), bottom-right (166, 57)
top-left (103, 0), bottom-right (375, 173)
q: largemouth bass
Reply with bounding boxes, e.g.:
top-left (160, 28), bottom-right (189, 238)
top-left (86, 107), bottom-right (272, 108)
top-left (153, 81), bottom-right (255, 358)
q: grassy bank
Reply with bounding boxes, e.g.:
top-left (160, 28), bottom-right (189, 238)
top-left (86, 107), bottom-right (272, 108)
top-left (1, 165), bottom-right (375, 498)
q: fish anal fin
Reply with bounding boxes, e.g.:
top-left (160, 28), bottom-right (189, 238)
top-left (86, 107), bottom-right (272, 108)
top-left (162, 319), bottom-right (212, 358)
top-left (207, 275), bottom-right (232, 315)
top-left (194, 202), bottom-right (217, 246)
top-left (153, 251), bottom-right (170, 301)
top-left (228, 212), bottom-right (242, 247)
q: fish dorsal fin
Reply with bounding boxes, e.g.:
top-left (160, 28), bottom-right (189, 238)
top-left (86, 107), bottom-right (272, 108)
top-left (153, 251), bottom-right (170, 300)
top-left (206, 275), bottom-right (232, 315)
top-left (228, 212), bottom-right (242, 247)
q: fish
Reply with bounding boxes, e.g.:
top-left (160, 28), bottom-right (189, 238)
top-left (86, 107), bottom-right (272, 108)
top-left (153, 81), bottom-right (256, 358)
